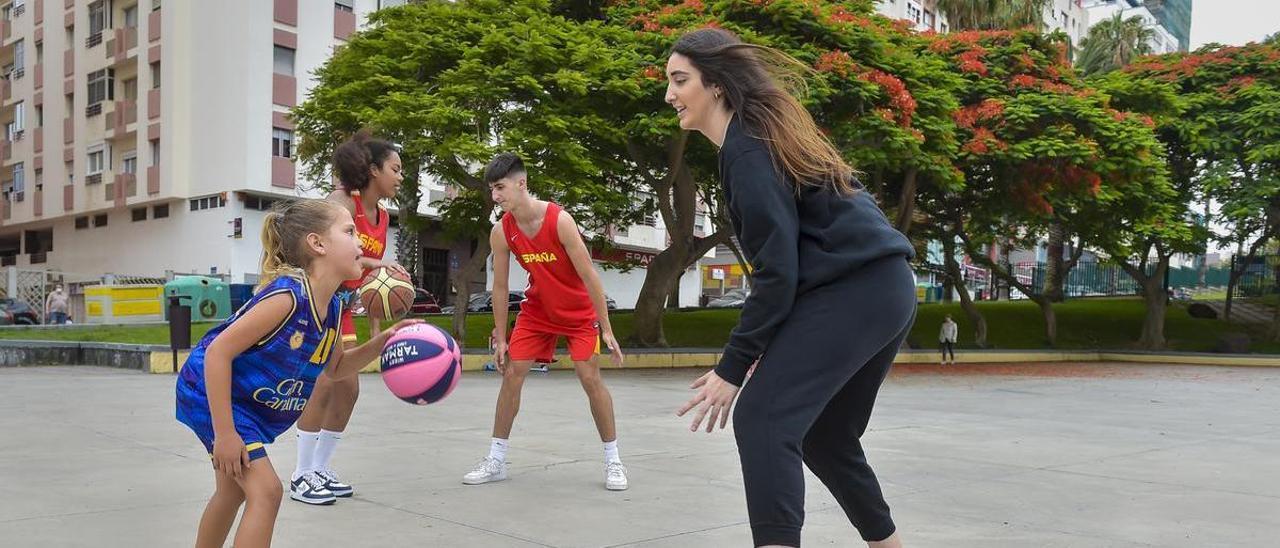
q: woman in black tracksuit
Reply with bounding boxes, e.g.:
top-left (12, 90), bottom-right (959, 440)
top-left (668, 29), bottom-right (917, 548)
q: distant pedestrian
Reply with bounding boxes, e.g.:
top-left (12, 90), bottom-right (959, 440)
top-left (45, 285), bottom-right (69, 325)
top-left (939, 314), bottom-right (958, 365)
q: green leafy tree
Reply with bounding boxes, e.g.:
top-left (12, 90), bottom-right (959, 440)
top-left (292, 0), bottom-right (647, 342)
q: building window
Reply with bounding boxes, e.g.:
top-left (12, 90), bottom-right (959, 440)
top-left (923, 9), bottom-right (935, 30)
top-left (88, 147), bottom-right (106, 176)
top-left (335, 0), bottom-right (354, 12)
top-left (122, 78), bottom-right (138, 101)
top-left (153, 203), bottom-right (169, 218)
top-left (121, 154), bottom-right (137, 174)
top-left (88, 1), bottom-right (109, 36)
top-left (906, 1), bottom-right (922, 24)
top-left (34, 105), bottom-right (42, 127)
top-left (149, 139), bottom-right (159, 166)
top-left (132, 207), bottom-right (147, 222)
top-left (65, 161), bottom-right (73, 185)
top-left (189, 195), bottom-right (226, 211)
top-left (75, 216), bottom-right (90, 229)
top-left (87, 69), bottom-right (116, 105)
top-left (377, 0), bottom-right (408, 8)
top-left (273, 46), bottom-right (295, 76)
top-left (12, 163), bottom-right (24, 194)
top-left (13, 40), bottom-right (23, 75)
top-left (272, 128), bottom-right (293, 158)
top-left (66, 25), bottom-right (74, 45)
top-left (150, 61), bottom-right (160, 88)
top-left (35, 41), bottom-right (42, 64)
top-left (94, 213), bottom-right (108, 227)
top-left (244, 195), bottom-right (281, 211)
top-left (34, 168), bottom-right (41, 190)
top-left (7, 101), bottom-right (24, 140)
top-left (123, 4), bottom-right (138, 28)
top-left (152, 0), bottom-right (161, 12)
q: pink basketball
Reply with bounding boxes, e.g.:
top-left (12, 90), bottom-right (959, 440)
top-left (380, 323), bottom-right (462, 405)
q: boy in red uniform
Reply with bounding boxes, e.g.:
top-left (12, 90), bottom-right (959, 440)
top-left (462, 153), bottom-right (628, 491)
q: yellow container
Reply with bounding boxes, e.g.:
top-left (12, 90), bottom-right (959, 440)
top-left (84, 285), bottom-right (165, 324)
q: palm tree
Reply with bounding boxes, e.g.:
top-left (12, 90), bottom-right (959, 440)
top-left (1077, 12), bottom-right (1155, 75)
top-left (932, 0), bottom-right (1049, 31)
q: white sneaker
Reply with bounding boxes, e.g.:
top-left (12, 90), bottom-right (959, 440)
top-left (605, 461), bottom-right (629, 491)
top-left (462, 457), bottom-right (508, 485)
top-left (289, 472), bottom-right (337, 505)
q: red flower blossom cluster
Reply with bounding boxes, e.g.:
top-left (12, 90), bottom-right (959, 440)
top-left (961, 127), bottom-right (1008, 155)
top-left (957, 46), bottom-right (989, 75)
top-left (860, 69), bottom-right (917, 127)
top-left (1217, 75), bottom-right (1257, 94)
top-left (815, 49), bottom-right (858, 77)
top-left (953, 99), bottom-right (1005, 129)
top-left (927, 30), bottom-right (1015, 53)
top-left (641, 65), bottom-right (665, 81)
top-left (827, 5), bottom-right (872, 27)
top-left (1009, 74), bottom-right (1073, 94)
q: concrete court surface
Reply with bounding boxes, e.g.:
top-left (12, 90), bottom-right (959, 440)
top-left (1, 363), bottom-right (1278, 547)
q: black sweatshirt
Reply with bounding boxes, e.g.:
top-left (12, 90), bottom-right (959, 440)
top-left (715, 115), bottom-right (916, 386)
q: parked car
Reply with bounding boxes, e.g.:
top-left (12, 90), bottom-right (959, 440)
top-left (0, 298), bottom-right (40, 324)
top-left (707, 288), bottom-right (749, 308)
top-left (410, 288), bottom-right (442, 314)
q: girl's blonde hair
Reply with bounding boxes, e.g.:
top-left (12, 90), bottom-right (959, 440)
top-left (257, 198), bottom-right (347, 290)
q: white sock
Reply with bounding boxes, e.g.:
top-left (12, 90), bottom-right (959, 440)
top-left (294, 430), bottom-right (320, 479)
top-left (488, 437), bottom-right (509, 463)
top-left (315, 429), bottom-right (342, 472)
top-left (603, 440), bottom-right (621, 464)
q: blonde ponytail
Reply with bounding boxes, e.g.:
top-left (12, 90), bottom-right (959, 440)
top-left (256, 199), bottom-right (346, 290)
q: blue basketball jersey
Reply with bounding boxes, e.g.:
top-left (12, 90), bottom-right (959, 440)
top-left (176, 274), bottom-right (343, 448)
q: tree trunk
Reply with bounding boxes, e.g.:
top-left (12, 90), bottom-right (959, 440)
top-left (667, 270), bottom-right (683, 310)
top-left (1270, 296), bottom-right (1280, 342)
top-left (943, 236), bottom-right (987, 347)
top-left (1044, 222), bottom-right (1066, 302)
top-left (893, 168), bottom-right (919, 235)
top-left (1120, 255), bottom-right (1170, 350)
top-left (630, 249), bottom-right (689, 347)
top-left (449, 235), bottom-right (491, 347)
top-left (1034, 296), bottom-right (1057, 347)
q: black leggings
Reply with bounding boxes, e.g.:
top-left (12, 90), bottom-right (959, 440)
top-left (941, 341), bottom-right (955, 361)
top-left (733, 255), bottom-right (916, 547)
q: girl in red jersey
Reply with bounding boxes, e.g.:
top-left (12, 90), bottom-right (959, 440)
top-left (290, 131), bottom-right (408, 504)
top-left (462, 153), bottom-right (628, 491)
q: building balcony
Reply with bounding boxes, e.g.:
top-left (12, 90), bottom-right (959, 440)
top-left (271, 156), bottom-right (295, 188)
top-left (146, 164), bottom-right (158, 194)
top-left (105, 99), bottom-right (137, 137)
top-left (108, 27), bottom-right (139, 65)
top-left (107, 172), bottom-right (135, 206)
top-left (147, 87), bottom-right (160, 119)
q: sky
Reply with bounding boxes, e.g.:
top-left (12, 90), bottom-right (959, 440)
top-left (1189, 0), bottom-right (1279, 49)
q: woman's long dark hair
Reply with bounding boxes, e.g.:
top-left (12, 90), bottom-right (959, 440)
top-left (672, 28), bottom-right (856, 195)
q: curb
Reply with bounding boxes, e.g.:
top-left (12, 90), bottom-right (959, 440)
top-left (1, 340), bottom-right (1277, 373)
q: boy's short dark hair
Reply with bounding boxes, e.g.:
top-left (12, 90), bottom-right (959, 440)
top-left (484, 152), bottom-right (526, 185)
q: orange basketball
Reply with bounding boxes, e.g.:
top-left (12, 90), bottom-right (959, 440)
top-left (359, 267), bottom-right (415, 322)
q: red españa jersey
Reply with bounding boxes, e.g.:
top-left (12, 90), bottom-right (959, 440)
top-left (341, 191), bottom-right (390, 291)
top-left (502, 202), bottom-right (595, 326)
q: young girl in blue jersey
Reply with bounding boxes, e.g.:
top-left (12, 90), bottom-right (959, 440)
top-left (175, 198), bottom-right (419, 548)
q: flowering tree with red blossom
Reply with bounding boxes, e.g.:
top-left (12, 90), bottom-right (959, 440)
top-left (1120, 42), bottom-right (1280, 341)
top-left (918, 29), bottom-right (1172, 346)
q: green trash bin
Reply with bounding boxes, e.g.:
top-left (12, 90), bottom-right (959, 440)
top-left (164, 276), bottom-right (232, 321)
